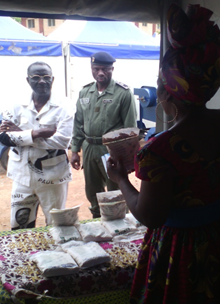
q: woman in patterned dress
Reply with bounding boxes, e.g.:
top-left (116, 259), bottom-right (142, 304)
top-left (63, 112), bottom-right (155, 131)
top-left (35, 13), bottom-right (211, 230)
top-left (107, 3), bottom-right (220, 304)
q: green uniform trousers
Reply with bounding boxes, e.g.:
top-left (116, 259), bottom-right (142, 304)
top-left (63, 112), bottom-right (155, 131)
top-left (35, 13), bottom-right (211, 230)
top-left (82, 142), bottom-right (118, 218)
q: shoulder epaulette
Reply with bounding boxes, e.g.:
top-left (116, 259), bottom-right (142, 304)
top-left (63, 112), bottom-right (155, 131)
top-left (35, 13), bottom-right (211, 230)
top-left (115, 81), bottom-right (129, 90)
top-left (83, 82), bottom-right (95, 88)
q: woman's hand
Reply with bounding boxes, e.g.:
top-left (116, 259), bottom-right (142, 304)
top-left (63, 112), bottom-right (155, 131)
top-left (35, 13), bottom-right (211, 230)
top-left (106, 157), bottom-right (128, 184)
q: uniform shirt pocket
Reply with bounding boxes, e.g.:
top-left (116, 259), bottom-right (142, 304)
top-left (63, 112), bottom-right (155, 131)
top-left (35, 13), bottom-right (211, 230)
top-left (79, 98), bottom-right (91, 119)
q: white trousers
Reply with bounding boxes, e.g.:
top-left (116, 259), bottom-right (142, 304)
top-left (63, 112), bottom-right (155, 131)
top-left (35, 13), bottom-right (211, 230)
top-left (11, 181), bottom-right (68, 229)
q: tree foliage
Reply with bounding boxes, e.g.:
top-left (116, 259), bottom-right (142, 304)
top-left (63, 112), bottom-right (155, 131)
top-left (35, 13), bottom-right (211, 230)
top-left (12, 17), bottom-right (21, 23)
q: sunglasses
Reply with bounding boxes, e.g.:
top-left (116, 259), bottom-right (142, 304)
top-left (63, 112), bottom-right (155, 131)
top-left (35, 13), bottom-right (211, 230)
top-left (29, 75), bottom-right (53, 82)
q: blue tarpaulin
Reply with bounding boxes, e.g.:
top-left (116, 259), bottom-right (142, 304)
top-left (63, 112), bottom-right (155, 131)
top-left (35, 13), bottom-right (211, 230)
top-left (53, 21), bottom-right (160, 59)
top-left (70, 43), bottom-right (159, 59)
top-left (0, 17), bottom-right (62, 56)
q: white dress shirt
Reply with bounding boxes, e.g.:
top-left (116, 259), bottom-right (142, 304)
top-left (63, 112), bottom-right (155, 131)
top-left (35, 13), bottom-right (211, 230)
top-left (2, 93), bottom-right (73, 187)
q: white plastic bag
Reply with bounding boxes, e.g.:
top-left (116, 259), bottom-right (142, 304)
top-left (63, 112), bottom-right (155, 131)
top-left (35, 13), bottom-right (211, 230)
top-left (101, 217), bottom-right (138, 238)
top-left (60, 240), bottom-right (86, 250)
top-left (29, 250), bottom-right (79, 277)
top-left (62, 241), bottom-right (111, 268)
top-left (76, 221), bottom-right (112, 242)
top-left (126, 213), bottom-right (147, 229)
top-left (49, 226), bottom-right (82, 244)
top-left (97, 190), bottom-right (126, 221)
top-left (96, 190), bottom-right (124, 203)
top-left (49, 204), bottom-right (82, 226)
top-left (99, 201), bottom-right (126, 221)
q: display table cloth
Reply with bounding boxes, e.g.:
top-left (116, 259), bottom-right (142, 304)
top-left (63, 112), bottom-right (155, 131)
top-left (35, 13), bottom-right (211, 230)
top-left (0, 223), bottom-right (144, 304)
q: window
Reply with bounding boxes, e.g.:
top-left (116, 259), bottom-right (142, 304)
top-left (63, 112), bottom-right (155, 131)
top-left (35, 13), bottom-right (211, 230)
top-left (157, 23), bottom-right (160, 30)
top-left (142, 22), bottom-right (147, 27)
top-left (48, 19), bottom-right (55, 27)
top-left (27, 19), bottom-right (35, 28)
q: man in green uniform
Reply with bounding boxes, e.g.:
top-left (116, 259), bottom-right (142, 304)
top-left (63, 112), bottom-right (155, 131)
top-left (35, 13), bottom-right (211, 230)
top-left (71, 51), bottom-right (137, 218)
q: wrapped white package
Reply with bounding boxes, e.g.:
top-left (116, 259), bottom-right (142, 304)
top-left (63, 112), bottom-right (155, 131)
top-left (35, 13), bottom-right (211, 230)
top-left (96, 190), bottom-right (124, 203)
top-left (49, 226), bottom-right (82, 244)
top-left (29, 250), bottom-right (79, 277)
top-left (126, 213), bottom-right (148, 232)
top-left (99, 201), bottom-right (126, 221)
top-left (62, 241), bottom-right (111, 268)
top-left (126, 213), bottom-right (141, 227)
top-left (60, 240), bottom-right (86, 250)
top-left (76, 221), bottom-right (112, 242)
top-left (97, 190), bottom-right (126, 221)
top-left (49, 204), bottom-right (82, 226)
top-left (101, 217), bottom-right (138, 238)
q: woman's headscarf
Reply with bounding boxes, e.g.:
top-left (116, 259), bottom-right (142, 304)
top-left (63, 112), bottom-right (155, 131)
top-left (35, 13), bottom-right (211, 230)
top-left (161, 4), bottom-right (220, 105)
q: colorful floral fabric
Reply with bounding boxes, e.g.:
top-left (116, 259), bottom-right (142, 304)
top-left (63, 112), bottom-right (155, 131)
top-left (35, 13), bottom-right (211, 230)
top-left (0, 225), bottom-right (143, 303)
top-left (161, 3), bottom-right (220, 105)
top-left (131, 131), bottom-right (220, 303)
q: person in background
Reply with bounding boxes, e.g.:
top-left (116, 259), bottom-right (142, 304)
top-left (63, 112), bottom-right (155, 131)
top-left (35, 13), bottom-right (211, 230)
top-left (107, 4), bottom-right (220, 303)
top-left (71, 51), bottom-right (137, 218)
top-left (0, 61), bottom-right (73, 230)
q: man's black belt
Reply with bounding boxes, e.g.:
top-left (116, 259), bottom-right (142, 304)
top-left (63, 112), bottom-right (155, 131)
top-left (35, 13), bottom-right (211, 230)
top-left (85, 136), bottom-right (103, 145)
top-left (80, 126), bottom-right (103, 145)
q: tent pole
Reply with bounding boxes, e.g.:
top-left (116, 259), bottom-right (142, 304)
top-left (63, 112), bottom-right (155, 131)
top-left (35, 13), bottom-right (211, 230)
top-left (63, 43), bottom-right (68, 97)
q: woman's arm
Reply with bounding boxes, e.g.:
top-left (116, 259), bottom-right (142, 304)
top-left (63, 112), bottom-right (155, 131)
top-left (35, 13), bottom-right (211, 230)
top-left (107, 157), bottom-right (173, 229)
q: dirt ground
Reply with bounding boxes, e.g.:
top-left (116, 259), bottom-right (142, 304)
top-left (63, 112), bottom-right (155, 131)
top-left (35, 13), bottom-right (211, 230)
top-left (0, 152), bottom-right (141, 231)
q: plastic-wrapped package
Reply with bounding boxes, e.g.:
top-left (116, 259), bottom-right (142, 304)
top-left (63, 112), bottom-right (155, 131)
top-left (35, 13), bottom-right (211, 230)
top-left (97, 190), bottom-right (126, 221)
top-left (49, 226), bottom-right (82, 244)
top-left (126, 213), bottom-right (147, 232)
top-left (99, 201), bottom-right (126, 221)
top-left (60, 240), bottom-right (86, 250)
top-left (76, 221), bottom-right (112, 242)
top-left (96, 190), bottom-right (124, 203)
top-left (49, 204), bottom-right (82, 226)
top-left (125, 213), bottom-right (142, 227)
top-left (62, 241), bottom-right (111, 268)
top-left (29, 250), bottom-right (79, 277)
top-left (102, 127), bottom-right (140, 172)
top-left (101, 217), bottom-right (138, 238)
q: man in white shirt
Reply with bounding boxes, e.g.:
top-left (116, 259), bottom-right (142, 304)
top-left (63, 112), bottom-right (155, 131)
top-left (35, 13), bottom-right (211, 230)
top-left (0, 62), bottom-right (73, 230)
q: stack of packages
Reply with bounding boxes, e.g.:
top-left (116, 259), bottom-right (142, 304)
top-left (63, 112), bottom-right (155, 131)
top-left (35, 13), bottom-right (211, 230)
top-left (97, 190), bottom-right (147, 242)
top-left (30, 197), bottom-right (147, 277)
top-left (29, 198), bottom-right (147, 277)
top-left (101, 127), bottom-right (147, 240)
top-left (29, 205), bottom-right (112, 277)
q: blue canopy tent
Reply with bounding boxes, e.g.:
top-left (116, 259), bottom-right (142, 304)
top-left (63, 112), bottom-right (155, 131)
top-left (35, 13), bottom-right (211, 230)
top-left (0, 16), bottom-right (62, 56)
top-left (69, 21), bottom-right (160, 59)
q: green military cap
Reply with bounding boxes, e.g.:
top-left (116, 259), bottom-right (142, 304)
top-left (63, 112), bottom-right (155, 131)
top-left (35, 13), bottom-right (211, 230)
top-left (91, 51), bottom-right (116, 66)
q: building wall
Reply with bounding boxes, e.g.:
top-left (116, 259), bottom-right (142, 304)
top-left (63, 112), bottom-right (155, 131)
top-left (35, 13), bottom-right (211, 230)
top-left (135, 22), bottom-right (160, 35)
top-left (21, 18), bottom-right (159, 37)
top-left (21, 18), bottom-right (64, 36)
top-left (43, 19), bottom-right (65, 36)
top-left (21, 18), bottom-right (41, 34)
